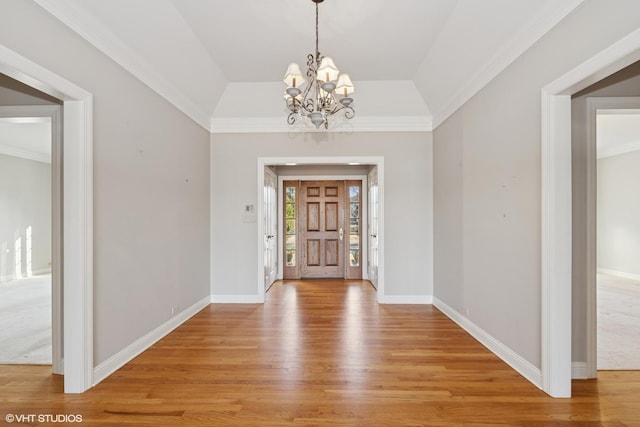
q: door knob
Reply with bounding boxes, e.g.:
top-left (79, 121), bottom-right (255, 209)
top-left (339, 228), bottom-right (344, 240)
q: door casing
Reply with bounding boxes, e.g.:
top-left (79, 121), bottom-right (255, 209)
top-left (0, 44), bottom-right (94, 393)
top-left (541, 28), bottom-right (640, 397)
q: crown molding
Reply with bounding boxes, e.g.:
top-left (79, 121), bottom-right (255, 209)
top-left (431, 0), bottom-right (585, 129)
top-left (34, 0), bottom-right (213, 131)
top-left (0, 144), bottom-right (51, 163)
top-left (598, 140), bottom-right (640, 159)
top-left (210, 115), bottom-right (432, 134)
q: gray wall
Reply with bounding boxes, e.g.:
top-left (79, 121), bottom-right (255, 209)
top-left (0, 0), bottom-right (211, 365)
top-left (433, 0), bottom-right (640, 370)
top-left (597, 150), bottom-right (640, 276)
top-left (571, 60), bottom-right (640, 362)
top-left (0, 154), bottom-right (51, 281)
top-left (211, 131), bottom-right (433, 298)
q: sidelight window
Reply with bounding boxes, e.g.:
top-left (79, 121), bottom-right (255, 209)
top-left (348, 184), bottom-right (361, 267)
top-left (285, 185), bottom-right (297, 267)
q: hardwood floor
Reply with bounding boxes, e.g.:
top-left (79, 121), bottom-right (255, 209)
top-left (1, 280), bottom-right (639, 426)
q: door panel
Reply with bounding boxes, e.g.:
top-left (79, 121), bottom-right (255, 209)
top-left (326, 239), bottom-right (339, 266)
top-left (264, 168), bottom-right (277, 290)
top-left (300, 180), bottom-right (345, 278)
top-left (368, 169), bottom-right (379, 289)
top-left (307, 202), bottom-right (320, 230)
top-left (307, 239), bottom-right (321, 266)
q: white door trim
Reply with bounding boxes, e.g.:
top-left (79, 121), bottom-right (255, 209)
top-left (0, 104), bottom-right (63, 375)
top-left (257, 157), bottom-right (384, 302)
top-left (0, 44), bottom-right (94, 393)
top-left (541, 28), bottom-right (640, 398)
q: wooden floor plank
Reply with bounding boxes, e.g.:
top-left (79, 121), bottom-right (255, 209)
top-left (0, 280), bottom-right (639, 426)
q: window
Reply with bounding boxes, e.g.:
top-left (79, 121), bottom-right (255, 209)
top-left (285, 185), bottom-right (297, 267)
top-left (348, 184), bottom-right (360, 267)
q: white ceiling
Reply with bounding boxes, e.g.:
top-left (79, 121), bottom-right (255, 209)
top-left (34, 0), bottom-right (585, 132)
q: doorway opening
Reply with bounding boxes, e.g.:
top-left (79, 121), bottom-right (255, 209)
top-left (0, 101), bottom-right (62, 373)
top-left (281, 179), bottom-right (363, 280)
top-left (257, 157), bottom-right (384, 302)
top-left (585, 98), bottom-right (640, 372)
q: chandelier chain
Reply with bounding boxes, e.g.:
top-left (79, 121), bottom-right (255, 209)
top-left (315, 2), bottom-right (319, 59)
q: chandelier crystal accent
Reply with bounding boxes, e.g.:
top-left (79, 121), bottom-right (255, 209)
top-left (282, 0), bottom-right (355, 129)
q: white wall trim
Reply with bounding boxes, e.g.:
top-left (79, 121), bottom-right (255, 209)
top-left (0, 44), bottom-right (94, 394)
top-left (211, 116), bottom-right (433, 134)
top-left (93, 296), bottom-right (210, 385)
top-left (572, 362), bottom-right (589, 379)
top-left (598, 268), bottom-right (640, 282)
top-left (541, 27), bottom-right (640, 398)
top-left (433, 297), bottom-right (542, 389)
top-left (378, 295), bottom-right (433, 305)
top-left (431, 0), bottom-right (585, 129)
top-left (210, 295), bottom-right (263, 304)
top-left (33, 0), bottom-right (213, 131)
top-left (541, 91), bottom-right (573, 398)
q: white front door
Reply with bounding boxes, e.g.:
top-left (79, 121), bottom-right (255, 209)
top-left (264, 168), bottom-right (277, 290)
top-left (368, 168), bottom-right (379, 289)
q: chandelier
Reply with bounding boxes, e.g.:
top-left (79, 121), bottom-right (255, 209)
top-left (282, 0), bottom-right (355, 129)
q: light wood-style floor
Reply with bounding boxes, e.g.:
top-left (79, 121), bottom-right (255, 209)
top-left (1, 280), bottom-right (639, 426)
top-left (598, 273), bottom-right (640, 370)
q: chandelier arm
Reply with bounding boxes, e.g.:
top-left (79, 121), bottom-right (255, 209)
top-left (327, 104), bottom-right (355, 118)
top-left (343, 106), bottom-right (355, 120)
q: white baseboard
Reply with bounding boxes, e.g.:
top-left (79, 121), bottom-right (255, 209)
top-left (210, 294), bottom-right (263, 304)
top-left (377, 294), bottom-right (433, 304)
top-left (597, 268), bottom-right (640, 282)
top-left (572, 362), bottom-right (590, 379)
top-left (32, 268), bottom-right (52, 276)
top-left (93, 296), bottom-right (210, 386)
top-left (433, 297), bottom-right (542, 389)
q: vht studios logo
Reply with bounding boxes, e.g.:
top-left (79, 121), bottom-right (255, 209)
top-left (5, 413), bottom-right (83, 423)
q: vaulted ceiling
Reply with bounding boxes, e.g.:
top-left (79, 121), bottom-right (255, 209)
top-left (34, 0), bottom-right (584, 132)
